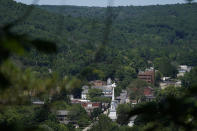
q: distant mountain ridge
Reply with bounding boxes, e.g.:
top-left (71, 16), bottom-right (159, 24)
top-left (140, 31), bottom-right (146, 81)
top-left (38, 3), bottom-right (197, 20)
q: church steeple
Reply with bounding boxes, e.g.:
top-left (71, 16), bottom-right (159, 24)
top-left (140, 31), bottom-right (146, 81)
top-left (112, 86), bottom-right (115, 101)
top-left (108, 82), bottom-right (117, 121)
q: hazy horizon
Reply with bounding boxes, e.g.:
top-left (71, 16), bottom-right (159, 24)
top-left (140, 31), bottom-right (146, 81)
top-left (14, 0), bottom-right (197, 7)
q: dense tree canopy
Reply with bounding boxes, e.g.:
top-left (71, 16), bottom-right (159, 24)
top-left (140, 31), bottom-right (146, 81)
top-left (1, 0), bottom-right (197, 89)
top-left (1, 0), bottom-right (197, 130)
top-left (127, 79), bottom-right (149, 103)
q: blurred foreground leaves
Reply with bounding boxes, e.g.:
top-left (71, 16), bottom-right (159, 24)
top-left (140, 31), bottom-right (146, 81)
top-left (0, 60), bottom-right (82, 130)
top-left (128, 67), bottom-right (197, 131)
top-left (113, 67), bottom-right (197, 130)
top-left (0, 24), bottom-right (57, 88)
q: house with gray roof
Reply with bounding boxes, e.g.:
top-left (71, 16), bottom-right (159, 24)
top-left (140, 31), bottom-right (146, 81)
top-left (56, 110), bottom-right (69, 124)
top-left (92, 85), bottom-right (113, 98)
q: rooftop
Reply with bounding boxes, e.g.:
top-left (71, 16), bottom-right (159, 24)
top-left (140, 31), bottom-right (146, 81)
top-left (57, 110), bottom-right (69, 116)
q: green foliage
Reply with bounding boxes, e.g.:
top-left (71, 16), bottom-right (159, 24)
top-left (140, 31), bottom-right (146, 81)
top-left (127, 79), bottom-right (149, 102)
top-left (34, 104), bottom-right (52, 123)
top-left (127, 80), bottom-right (197, 130)
top-left (51, 88), bottom-right (70, 103)
top-left (80, 67), bottom-right (105, 81)
top-left (89, 114), bottom-right (133, 131)
top-left (67, 104), bottom-right (90, 127)
top-left (88, 88), bottom-right (111, 103)
top-left (67, 77), bottom-right (82, 98)
top-left (0, 105), bottom-right (69, 131)
top-left (90, 97), bottom-right (111, 103)
top-left (154, 57), bottom-right (178, 78)
top-left (2, 0), bottom-right (197, 89)
top-left (181, 66), bottom-right (197, 88)
top-left (88, 88), bottom-right (103, 99)
top-left (0, 19), bottom-right (57, 89)
top-left (117, 104), bottom-right (132, 125)
top-left (115, 86), bottom-right (122, 97)
top-left (155, 71), bottom-right (162, 86)
top-left (1, 1), bottom-right (197, 130)
top-left (89, 114), bottom-right (118, 131)
top-left (155, 86), bottom-right (184, 101)
top-left (0, 61), bottom-right (75, 130)
top-left (90, 108), bottom-right (102, 120)
top-left (40, 120), bottom-right (69, 131)
top-left (50, 101), bottom-right (69, 111)
top-left (0, 106), bottom-right (33, 131)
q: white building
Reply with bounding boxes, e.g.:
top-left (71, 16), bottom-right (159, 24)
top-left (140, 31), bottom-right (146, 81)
top-left (81, 89), bottom-right (88, 100)
top-left (92, 85), bottom-right (113, 97)
top-left (107, 78), bottom-right (112, 85)
top-left (56, 110), bottom-right (69, 124)
top-left (160, 80), bottom-right (182, 89)
top-left (177, 65), bottom-right (192, 77)
top-left (116, 90), bottom-right (128, 104)
top-left (108, 84), bottom-right (117, 121)
top-left (81, 79), bottom-right (116, 100)
top-left (32, 100), bottom-right (44, 105)
top-left (81, 86), bottom-right (89, 100)
top-left (91, 80), bottom-right (116, 98)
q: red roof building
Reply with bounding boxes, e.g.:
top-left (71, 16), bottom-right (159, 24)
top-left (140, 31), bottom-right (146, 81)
top-left (81, 102), bottom-right (101, 114)
top-left (143, 87), bottom-right (155, 102)
top-left (71, 99), bottom-right (102, 114)
top-left (89, 80), bottom-right (107, 87)
top-left (144, 87), bottom-right (154, 96)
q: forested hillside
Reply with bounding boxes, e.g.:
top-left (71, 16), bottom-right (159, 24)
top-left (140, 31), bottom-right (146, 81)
top-left (1, 0), bottom-right (197, 87)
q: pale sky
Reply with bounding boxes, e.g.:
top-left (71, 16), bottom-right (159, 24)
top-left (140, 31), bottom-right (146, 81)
top-left (15, 0), bottom-right (196, 7)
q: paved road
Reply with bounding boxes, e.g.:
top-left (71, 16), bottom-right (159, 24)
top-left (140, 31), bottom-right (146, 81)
top-left (82, 122), bottom-right (95, 131)
top-left (82, 109), bottom-right (110, 131)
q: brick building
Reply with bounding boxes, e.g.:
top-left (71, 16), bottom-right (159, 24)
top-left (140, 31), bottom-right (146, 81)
top-left (138, 68), bottom-right (155, 85)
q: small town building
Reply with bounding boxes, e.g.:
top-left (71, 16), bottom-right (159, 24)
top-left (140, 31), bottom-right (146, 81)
top-left (130, 87), bottom-right (155, 104)
top-left (107, 78), bottom-right (112, 85)
top-left (175, 80), bottom-right (182, 87)
top-left (92, 85), bottom-right (113, 98)
top-left (89, 80), bottom-right (106, 87)
top-left (71, 99), bottom-right (102, 115)
top-left (78, 79), bottom-right (117, 115)
top-left (130, 100), bottom-right (137, 105)
top-left (32, 101), bottom-right (45, 105)
top-left (177, 65), bottom-right (192, 77)
top-left (138, 68), bottom-right (155, 85)
top-left (81, 89), bottom-right (88, 100)
top-left (71, 99), bottom-right (90, 104)
top-left (69, 95), bottom-right (74, 100)
top-left (31, 98), bottom-right (45, 105)
top-left (116, 90), bottom-right (128, 104)
top-left (81, 102), bottom-right (101, 114)
top-left (82, 78), bottom-right (115, 98)
top-left (81, 85), bottom-right (89, 100)
top-left (144, 87), bottom-right (155, 102)
top-left (56, 110), bottom-right (69, 124)
top-left (160, 77), bottom-right (182, 89)
top-left (108, 86), bottom-right (117, 121)
top-left (162, 77), bottom-right (171, 81)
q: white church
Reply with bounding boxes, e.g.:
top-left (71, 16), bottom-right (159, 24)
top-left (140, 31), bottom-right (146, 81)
top-left (108, 81), bottom-right (117, 121)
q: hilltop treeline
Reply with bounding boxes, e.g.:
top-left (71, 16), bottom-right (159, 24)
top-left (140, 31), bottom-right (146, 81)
top-left (1, 0), bottom-right (197, 87)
